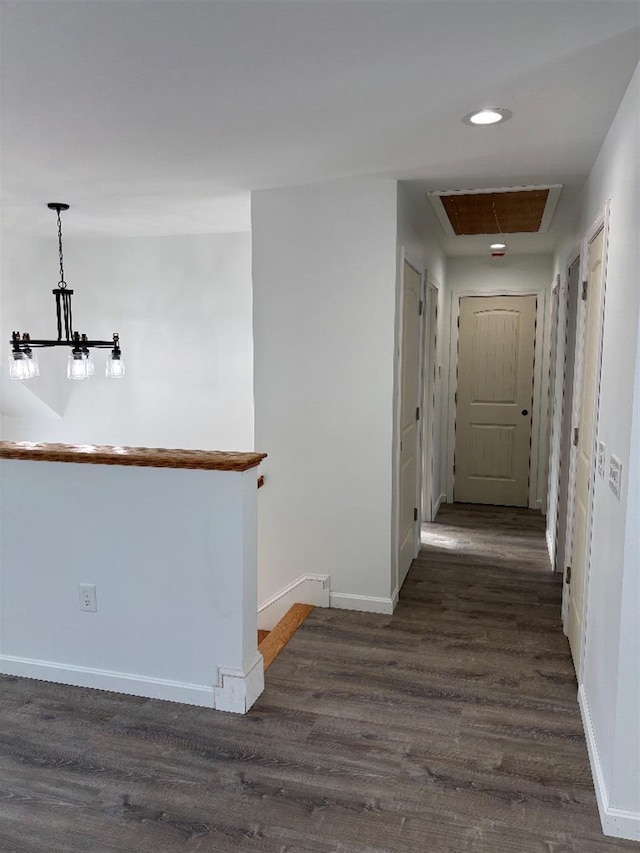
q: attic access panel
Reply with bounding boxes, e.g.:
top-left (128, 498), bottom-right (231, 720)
top-left (428, 185), bottom-right (562, 237)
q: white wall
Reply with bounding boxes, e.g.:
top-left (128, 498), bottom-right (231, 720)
top-left (443, 254), bottom-right (554, 508)
top-left (1, 232), bottom-right (254, 451)
top-left (549, 65), bottom-right (639, 837)
top-left (396, 184), bottom-right (446, 287)
top-left (252, 178), bottom-right (399, 611)
top-left (0, 458), bottom-right (262, 712)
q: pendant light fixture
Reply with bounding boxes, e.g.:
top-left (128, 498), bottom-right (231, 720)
top-left (8, 203), bottom-right (124, 380)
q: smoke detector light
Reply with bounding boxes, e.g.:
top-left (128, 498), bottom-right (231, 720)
top-left (462, 108), bottom-right (512, 126)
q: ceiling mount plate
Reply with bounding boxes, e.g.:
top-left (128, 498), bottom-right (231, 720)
top-left (47, 202), bottom-right (70, 212)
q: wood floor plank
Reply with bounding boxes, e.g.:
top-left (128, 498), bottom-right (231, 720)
top-left (1, 504), bottom-right (636, 851)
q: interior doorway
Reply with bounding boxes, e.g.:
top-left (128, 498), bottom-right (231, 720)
top-left (453, 294), bottom-right (537, 506)
top-left (397, 258), bottom-right (424, 589)
top-left (421, 280), bottom-right (439, 522)
top-left (565, 223), bottom-right (607, 675)
top-left (552, 257), bottom-right (581, 574)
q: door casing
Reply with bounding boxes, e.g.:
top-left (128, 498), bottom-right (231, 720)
top-left (392, 249), bottom-right (426, 600)
top-left (421, 279), bottom-right (440, 522)
top-left (562, 205), bottom-right (610, 677)
top-left (548, 250), bottom-right (581, 574)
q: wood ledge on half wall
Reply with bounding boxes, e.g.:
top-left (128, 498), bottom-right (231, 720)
top-left (0, 441), bottom-right (267, 472)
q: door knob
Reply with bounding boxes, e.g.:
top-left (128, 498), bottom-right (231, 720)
top-left (521, 409), bottom-right (529, 416)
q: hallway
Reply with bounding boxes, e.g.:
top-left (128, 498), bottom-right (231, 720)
top-left (1, 505), bottom-right (636, 852)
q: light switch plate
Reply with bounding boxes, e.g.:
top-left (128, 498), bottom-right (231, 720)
top-left (608, 455), bottom-right (623, 500)
top-left (597, 441), bottom-right (607, 479)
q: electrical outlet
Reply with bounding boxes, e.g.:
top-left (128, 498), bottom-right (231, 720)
top-left (608, 455), bottom-right (623, 500)
top-left (597, 441), bottom-right (607, 479)
top-left (78, 584), bottom-right (97, 612)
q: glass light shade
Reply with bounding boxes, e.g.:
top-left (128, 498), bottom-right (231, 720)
top-left (67, 351), bottom-right (91, 380)
top-left (9, 352), bottom-right (35, 380)
top-left (84, 352), bottom-right (95, 376)
top-left (27, 351), bottom-right (40, 377)
top-left (105, 353), bottom-right (125, 378)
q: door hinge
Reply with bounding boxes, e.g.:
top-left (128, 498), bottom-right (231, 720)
top-left (419, 300), bottom-right (423, 315)
top-left (566, 566), bottom-right (572, 585)
top-left (414, 507), bottom-right (418, 522)
top-left (416, 407), bottom-right (420, 421)
top-left (457, 315), bottom-right (460, 328)
top-left (573, 427), bottom-right (579, 446)
top-left (581, 280), bottom-right (588, 301)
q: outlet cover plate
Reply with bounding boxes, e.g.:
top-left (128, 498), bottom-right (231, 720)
top-left (78, 584), bottom-right (97, 612)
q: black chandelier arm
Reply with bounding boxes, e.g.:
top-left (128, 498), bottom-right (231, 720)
top-left (11, 339), bottom-right (119, 350)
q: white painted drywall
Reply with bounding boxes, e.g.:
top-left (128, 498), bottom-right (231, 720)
top-left (1, 232), bottom-right (254, 451)
top-left (252, 178), bottom-right (398, 609)
top-left (550, 65), bottom-right (639, 832)
top-left (0, 459), bottom-right (260, 710)
top-left (396, 183), bottom-right (446, 287)
top-left (442, 254), bottom-right (554, 508)
top-left (610, 303), bottom-right (639, 818)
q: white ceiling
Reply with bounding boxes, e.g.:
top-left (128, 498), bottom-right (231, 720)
top-left (2, 1), bottom-right (638, 251)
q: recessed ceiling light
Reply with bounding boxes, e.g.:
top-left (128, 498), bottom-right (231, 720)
top-left (462, 108), bottom-right (512, 126)
top-left (491, 242), bottom-right (507, 250)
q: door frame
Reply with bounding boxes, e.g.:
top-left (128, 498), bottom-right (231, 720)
top-left (421, 277), bottom-right (440, 522)
top-left (446, 285), bottom-right (548, 509)
top-left (548, 247), bottom-right (581, 574)
top-left (392, 248), bottom-right (426, 600)
top-left (562, 205), bottom-right (610, 677)
top-left (543, 274), bottom-right (562, 524)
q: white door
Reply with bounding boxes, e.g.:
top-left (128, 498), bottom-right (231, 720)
top-left (398, 261), bottom-right (422, 586)
top-left (567, 228), bottom-right (605, 673)
top-left (455, 295), bottom-right (537, 506)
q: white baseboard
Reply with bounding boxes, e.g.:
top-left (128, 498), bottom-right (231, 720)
top-left (258, 574), bottom-right (330, 630)
top-left (545, 528), bottom-right (555, 568)
top-left (579, 685), bottom-right (640, 841)
top-left (433, 492), bottom-right (446, 519)
top-left (1, 653), bottom-right (265, 716)
top-left (215, 654), bottom-right (264, 714)
top-left (1, 654), bottom-right (215, 708)
top-left (330, 593), bottom-right (395, 615)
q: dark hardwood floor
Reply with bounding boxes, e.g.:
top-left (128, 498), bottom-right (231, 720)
top-left (1, 504), bottom-right (635, 852)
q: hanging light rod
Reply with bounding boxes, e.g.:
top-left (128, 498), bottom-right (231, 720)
top-left (9, 203), bottom-right (124, 380)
